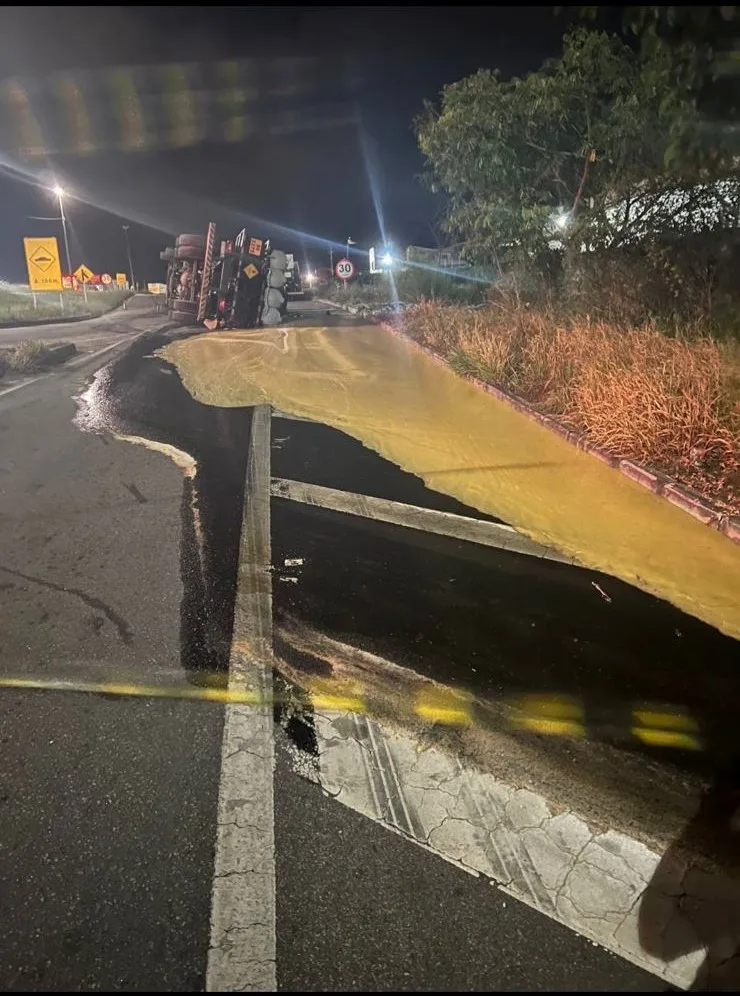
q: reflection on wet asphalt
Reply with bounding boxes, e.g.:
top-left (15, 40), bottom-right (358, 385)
top-left (87, 329), bottom-right (740, 990)
top-left (86, 331), bottom-right (252, 684)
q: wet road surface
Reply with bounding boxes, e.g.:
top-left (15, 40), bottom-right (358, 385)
top-left (0, 299), bottom-right (737, 989)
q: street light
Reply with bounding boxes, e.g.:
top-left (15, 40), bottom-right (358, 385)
top-left (122, 225), bottom-right (136, 289)
top-left (52, 185), bottom-right (73, 277)
top-left (346, 236), bottom-right (355, 259)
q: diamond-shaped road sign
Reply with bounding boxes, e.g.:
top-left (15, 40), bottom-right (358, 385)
top-left (23, 237), bottom-right (63, 291)
top-left (73, 264), bottom-right (94, 284)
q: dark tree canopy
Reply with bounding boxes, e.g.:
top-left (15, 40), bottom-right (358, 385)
top-left (416, 21), bottom-right (740, 265)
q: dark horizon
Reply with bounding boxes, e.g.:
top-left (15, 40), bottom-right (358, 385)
top-left (0, 6), bottom-right (576, 283)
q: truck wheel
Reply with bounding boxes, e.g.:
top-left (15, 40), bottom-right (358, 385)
top-left (171, 308), bottom-right (199, 325)
top-left (261, 306), bottom-right (282, 326)
top-left (267, 268), bottom-right (287, 288)
top-left (176, 234), bottom-right (205, 249)
top-left (172, 299), bottom-right (198, 313)
top-left (175, 245), bottom-right (205, 261)
top-left (265, 287), bottom-right (285, 308)
top-left (268, 250), bottom-right (287, 268)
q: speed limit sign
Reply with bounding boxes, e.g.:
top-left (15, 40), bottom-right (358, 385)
top-left (335, 257), bottom-right (355, 281)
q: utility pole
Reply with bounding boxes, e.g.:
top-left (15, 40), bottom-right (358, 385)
top-left (53, 186), bottom-right (72, 276)
top-left (122, 225), bottom-right (136, 289)
top-left (329, 245), bottom-right (334, 277)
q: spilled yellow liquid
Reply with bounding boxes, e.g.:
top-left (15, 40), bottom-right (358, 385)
top-left (161, 325), bottom-right (740, 641)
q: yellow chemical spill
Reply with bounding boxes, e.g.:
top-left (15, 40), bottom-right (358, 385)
top-left (161, 325), bottom-right (740, 640)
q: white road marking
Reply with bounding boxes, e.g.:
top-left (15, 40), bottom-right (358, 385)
top-left (309, 711), bottom-right (710, 987)
top-left (65, 338), bottom-right (127, 368)
top-left (0, 375), bottom-right (46, 398)
top-left (207, 404), bottom-right (276, 992)
top-left (270, 476), bottom-right (578, 565)
top-left (271, 408), bottom-right (315, 423)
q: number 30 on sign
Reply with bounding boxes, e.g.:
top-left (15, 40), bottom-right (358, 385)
top-left (335, 258), bottom-right (355, 281)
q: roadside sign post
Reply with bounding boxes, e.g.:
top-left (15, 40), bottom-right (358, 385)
top-left (23, 237), bottom-right (64, 293)
top-left (335, 257), bottom-right (355, 286)
top-left (74, 263), bottom-right (94, 303)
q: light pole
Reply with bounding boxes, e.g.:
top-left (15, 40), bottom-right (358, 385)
top-left (346, 236), bottom-right (355, 260)
top-left (122, 225), bottom-right (136, 289)
top-left (53, 185), bottom-right (72, 277)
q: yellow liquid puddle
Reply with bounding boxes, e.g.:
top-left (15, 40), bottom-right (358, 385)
top-left (161, 325), bottom-right (740, 641)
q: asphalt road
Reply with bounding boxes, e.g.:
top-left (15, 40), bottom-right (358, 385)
top-left (2, 298), bottom-right (733, 990)
top-left (0, 293), bottom-right (167, 349)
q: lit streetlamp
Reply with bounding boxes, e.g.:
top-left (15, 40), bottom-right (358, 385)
top-left (52, 185), bottom-right (73, 277)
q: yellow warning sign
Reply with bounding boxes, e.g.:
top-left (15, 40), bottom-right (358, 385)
top-left (243, 263), bottom-right (259, 279)
top-left (23, 237), bottom-right (63, 291)
top-left (116, 272), bottom-right (127, 287)
top-left (73, 263), bottom-right (94, 284)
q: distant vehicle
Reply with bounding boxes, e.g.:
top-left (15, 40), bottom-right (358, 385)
top-left (285, 253), bottom-right (310, 300)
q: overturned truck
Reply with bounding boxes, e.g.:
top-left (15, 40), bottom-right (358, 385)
top-left (160, 223), bottom-right (290, 328)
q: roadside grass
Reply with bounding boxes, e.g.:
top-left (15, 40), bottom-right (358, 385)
top-left (398, 299), bottom-right (740, 515)
top-left (0, 287), bottom-right (131, 324)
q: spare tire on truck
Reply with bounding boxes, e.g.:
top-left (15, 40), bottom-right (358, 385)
top-left (169, 299), bottom-right (198, 325)
top-left (175, 245), bottom-right (205, 262)
top-left (175, 234), bottom-right (205, 250)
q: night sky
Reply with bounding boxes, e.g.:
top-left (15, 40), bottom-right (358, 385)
top-left (0, 6), bottom-right (573, 283)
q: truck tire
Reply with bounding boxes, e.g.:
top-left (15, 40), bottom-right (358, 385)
top-left (176, 234), bottom-right (205, 250)
top-left (269, 250), bottom-right (287, 268)
top-left (171, 308), bottom-right (199, 325)
top-left (261, 306), bottom-right (282, 326)
top-left (172, 299), bottom-right (198, 313)
top-left (175, 245), bottom-right (205, 261)
top-left (264, 287), bottom-right (286, 309)
top-left (267, 268), bottom-right (287, 288)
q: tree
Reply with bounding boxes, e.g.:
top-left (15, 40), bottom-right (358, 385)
top-left (415, 26), bottom-right (740, 269)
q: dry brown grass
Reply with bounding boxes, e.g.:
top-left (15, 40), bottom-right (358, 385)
top-left (399, 300), bottom-right (740, 514)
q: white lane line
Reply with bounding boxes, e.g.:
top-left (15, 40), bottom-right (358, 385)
top-left (65, 338), bottom-right (128, 368)
top-left (0, 374), bottom-right (46, 399)
top-left (271, 408), bottom-right (315, 423)
top-left (270, 477), bottom-right (578, 566)
top-left (207, 404), bottom-right (276, 993)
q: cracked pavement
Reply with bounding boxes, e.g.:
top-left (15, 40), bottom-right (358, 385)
top-left (301, 704), bottom-right (740, 989)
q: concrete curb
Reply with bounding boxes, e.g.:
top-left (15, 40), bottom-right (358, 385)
top-left (43, 342), bottom-right (78, 366)
top-left (370, 316), bottom-right (740, 547)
